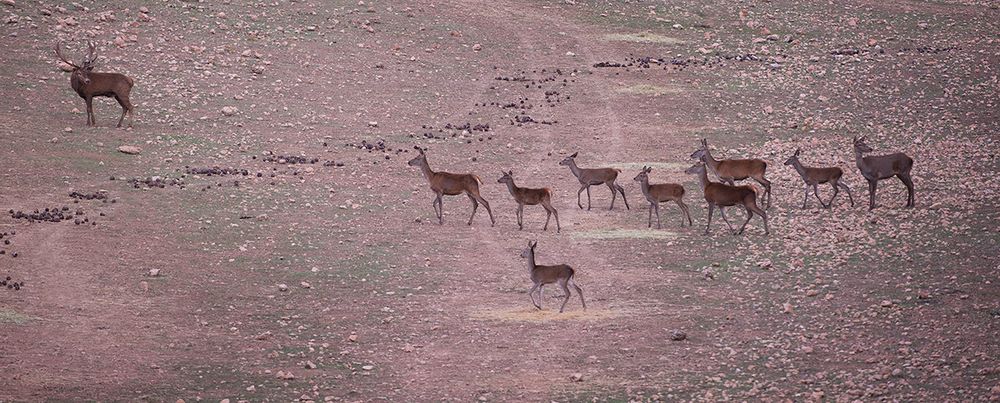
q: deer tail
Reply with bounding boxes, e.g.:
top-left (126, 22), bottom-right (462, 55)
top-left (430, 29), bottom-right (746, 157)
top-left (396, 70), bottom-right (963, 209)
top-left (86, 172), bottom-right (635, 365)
top-left (615, 168), bottom-right (622, 173)
top-left (125, 76), bottom-right (135, 87)
top-left (472, 174), bottom-right (482, 185)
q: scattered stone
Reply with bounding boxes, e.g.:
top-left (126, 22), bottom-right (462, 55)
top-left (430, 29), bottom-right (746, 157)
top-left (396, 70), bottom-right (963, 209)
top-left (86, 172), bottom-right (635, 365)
top-left (569, 373), bottom-right (584, 382)
top-left (670, 330), bottom-right (687, 341)
top-left (277, 284), bottom-right (289, 292)
top-left (221, 106), bottom-right (238, 116)
top-left (117, 145), bottom-right (142, 155)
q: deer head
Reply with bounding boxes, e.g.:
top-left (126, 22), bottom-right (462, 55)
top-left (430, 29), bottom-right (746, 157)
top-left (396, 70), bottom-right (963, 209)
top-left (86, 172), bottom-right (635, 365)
top-left (684, 162), bottom-right (705, 175)
top-left (520, 240), bottom-right (537, 258)
top-left (852, 136), bottom-right (873, 153)
top-left (497, 170), bottom-right (514, 184)
top-left (407, 146), bottom-right (427, 167)
top-left (783, 148), bottom-right (802, 166)
top-left (558, 152), bottom-right (578, 166)
top-left (55, 41), bottom-right (98, 84)
top-left (633, 166), bottom-right (651, 182)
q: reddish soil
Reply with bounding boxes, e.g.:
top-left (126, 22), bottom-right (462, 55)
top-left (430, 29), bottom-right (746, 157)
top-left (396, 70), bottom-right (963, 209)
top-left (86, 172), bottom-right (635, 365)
top-left (1, 0), bottom-right (998, 401)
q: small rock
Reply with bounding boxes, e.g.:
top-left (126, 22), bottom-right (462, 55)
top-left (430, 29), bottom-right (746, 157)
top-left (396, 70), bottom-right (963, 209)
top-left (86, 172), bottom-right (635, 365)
top-left (305, 361), bottom-right (317, 369)
top-left (63, 127), bottom-right (73, 132)
top-left (368, 121), bottom-right (378, 127)
top-left (569, 373), bottom-right (584, 382)
top-left (148, 268), bottom-right (160, 277)
top-left (251, 65), bottom-right (265, 75)
top-left (117, 145), bottom-right (142, 155)
top-left (472, 43), bottom-right (482, 51)
top-left (221, 106), bottom-right (238, 116)
top-left (277, 284), bottom-right (289, 292)
top-left (300, 281), bottom-right (312, 289)
top-left (783, 303), bottom-right (794, 313)
top-left (670, 330), bottom-right (687, 341)
top-left (757, 259), bottom-right (772, 269)
top-left (1, 0), bottom-right (15, 7)
top-left (880, 300), bottom-right (893, 307)
top-left (348, 334), bottom-right (358, 342)
top-left (362, 365), bottom-right (374, 371)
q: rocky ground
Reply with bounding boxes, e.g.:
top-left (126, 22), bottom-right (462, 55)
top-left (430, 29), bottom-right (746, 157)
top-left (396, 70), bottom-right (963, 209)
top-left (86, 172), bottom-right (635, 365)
top-left (1, 0), bottom-right (998, 401)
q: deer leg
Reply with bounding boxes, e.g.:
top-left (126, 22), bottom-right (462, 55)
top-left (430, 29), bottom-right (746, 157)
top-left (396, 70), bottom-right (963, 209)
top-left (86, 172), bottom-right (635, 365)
top-left (542, 205), bottom-right (550, 232)
top-left (755, 176), bottom-right (772, 209)
top-left (607, 182), bottom-right (617, 210)
top-left (813, 185), bottom-right (829, 209)
top-left (738, 207), bottom-right (753, 235)
top-left (528, 283), bottom-right (541, 309)
top-left (676, 199), bottom-right (693, 227)
top-left (828, 181), bottom-right (840, 207)
top-left (114, 95), bottom-right (130, 128)
top-left (802, 183), bottom-right (810, 209)
top-left (466, 194), bottom-right (480, 226)
top-left (433, 195), bottom-right (444, 224)
top-left (557, 280), bottom-right (571, 313)
top-left (517, 204), bottom-right (524, 230)
top-left (647, 203), bottom-right (653, 228)
top-left (550, 204), bottom-right (561, 233)
top-left (654, 203), bottom-right (663, 229)
top-left (586, 186), bottom-right (592, 210)
top-left (899, 174), bottom-right (915, 208)
top-left (538, 285), bottom-right (544, 309)
top-left (718, 207), bottom-right (736, 233)
top-left (747, 200), bottom-right (769, 235)
top-left (868, 179), bottom-right (878, 210)
top-left (570, 278), bottom-right (586, 310)
top-left (705, 204), bottom-right (714, 235)
top-left (85, 97), bottom-right (95, 126)
top-left (839, 182), bottom-right (855, 207)
top-left (616, 183), bottom-right (630, 210)
top-left (576, 185), bottom-right (586, 209)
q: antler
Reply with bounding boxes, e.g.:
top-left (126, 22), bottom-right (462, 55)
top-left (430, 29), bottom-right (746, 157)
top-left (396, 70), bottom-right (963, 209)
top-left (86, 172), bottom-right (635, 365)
top-left (84, 41), bottom-right (98, 66)
top-left (54, 42), bottom-right (80, 69)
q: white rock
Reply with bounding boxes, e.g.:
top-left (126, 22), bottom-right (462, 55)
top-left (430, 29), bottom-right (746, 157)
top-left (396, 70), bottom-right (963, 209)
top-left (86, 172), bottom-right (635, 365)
top-left (221, 106), bottom-right (238, 116)
top-left (117, 145), bottom-right (142, 155)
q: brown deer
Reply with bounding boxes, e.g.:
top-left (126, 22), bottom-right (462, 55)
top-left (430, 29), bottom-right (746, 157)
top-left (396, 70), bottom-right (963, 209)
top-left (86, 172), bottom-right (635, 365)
top-left (853, 136), bottom-right (914, 210)
top-left (520, 241), bottom-right (585, 313)
top-left (407, 147), bottom-right (495, 226)
top-left (690, 139), bottom-right (772, 209)
top-left (784, 148), bottom-right (854, 209)
top-left (559, 152), bottom-right (629, 210)
top-left (54, 41), bottom-right (135, 128)
top-left (685, 162), bottom-right (769, 235)
top-left (497, 170), bottom-right (560, 232)
top-left (633, 166), bottom-right (693, 228)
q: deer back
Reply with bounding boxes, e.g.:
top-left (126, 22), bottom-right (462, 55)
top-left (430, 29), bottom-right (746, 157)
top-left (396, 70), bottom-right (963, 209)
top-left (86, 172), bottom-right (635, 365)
top-left (74, 71), bottom-right (134, 98)
top-left (577, 167), bottom-right (620, 184)
top-left (715, 159), bottom-right (767, 180)
top-left (431, 171), bottom-right (482, 195)
top-left (861, 153), bottom-right (913, 179)
top-left (513, 186), bottom-right (551, 205)
top-left (645, 183), bottom-right (685, 203)
top-left (803, 166), bottom-right (843, 184)
top-left (704, 182), bottom-right (756, 207)
top-left (531, 264), bottom-right (574, 284)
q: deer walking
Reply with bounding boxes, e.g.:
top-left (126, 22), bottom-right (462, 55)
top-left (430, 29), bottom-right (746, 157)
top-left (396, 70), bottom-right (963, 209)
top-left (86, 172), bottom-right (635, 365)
top-left (559, 152), bottom-right (629, 210)
top-left (690, 139), bottom-right (772, 209)
top-left (55, 42), bottom-right (135, 128)
top-left (497, 170), bottom-right (560, 232)
top-left (685, 162), bottom-right (769, 235)
top-left (853, 136), bottom-right (914, 210)
top-left (520, 241), bottom-right (585, 313)
top-left (633, 166), bottom-right (692, 228)
top-left (407, 147), bottom-right (495, 226)
top-left (784, 148), bottom-right (854, 209)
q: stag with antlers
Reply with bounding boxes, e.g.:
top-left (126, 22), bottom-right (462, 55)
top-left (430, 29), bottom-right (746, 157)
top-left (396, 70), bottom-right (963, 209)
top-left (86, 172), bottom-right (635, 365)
top-left (55, 41), bottom-right (135, 128)
top-left (408, 147), bottom-right (495, 226)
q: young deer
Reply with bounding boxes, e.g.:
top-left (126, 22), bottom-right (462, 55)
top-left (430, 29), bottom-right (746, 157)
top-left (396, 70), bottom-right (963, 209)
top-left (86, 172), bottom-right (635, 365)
top-left (497, 170), bottom-right (560, 232)
top-left (853, 136), bottom-right (915, 210)
top-left (690, 139), bottom-right (772, 209)
top-left (520, 241), bottom-right (585, 313)
top-left (685, 162), bottom-right (769, 235)
top-left (55, 41), bottom-right (135, 128)
top-left (559, 152), bottom-right (629, 210)
top-left (407, 147), bottom-right (495, 226)
top-left (632, 166), bottom-right (693, 228)
top-left (784, 148), bottom-right (854, 209)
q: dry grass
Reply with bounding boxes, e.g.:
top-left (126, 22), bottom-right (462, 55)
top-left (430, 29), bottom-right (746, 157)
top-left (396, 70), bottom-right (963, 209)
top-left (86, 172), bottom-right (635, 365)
top-left (603, 32), bottom-right (685, 44)
top-left (617, 84), bottom-right (682, 96)
top-left (571, 228), bottom-right (679, 240)
top-left (469, 306), bottom-right (623, 322)
top-left (0, 309), bottom-right (35, 325)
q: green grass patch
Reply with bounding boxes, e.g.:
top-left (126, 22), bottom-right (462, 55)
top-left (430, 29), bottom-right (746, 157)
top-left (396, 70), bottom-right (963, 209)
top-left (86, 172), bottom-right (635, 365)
top-left (616, 84), bottom-right (682, 96)
top-left (0, 309), bottom-right (35, 325)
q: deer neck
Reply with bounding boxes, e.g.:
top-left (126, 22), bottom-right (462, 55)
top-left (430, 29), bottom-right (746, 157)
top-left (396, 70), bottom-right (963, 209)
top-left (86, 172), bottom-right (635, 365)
top-left (696, 167), bottom-right (710, 190)
top-left (526, 251), bottom-right (536, 273)
top-left (418, 161), bottom-right (436, 182)
top-left (791, 160), bottom-right (808, 179)
top-left (703, 148), bottom-right (721, 172)
top-left (854, 148), bottom-right (867, 170)
top-left (566, 160), bottom-right (582, 179)
top-left (638, 178), bottom-right (652, 197)
top-left (503, 180), bottom-right (519, 197)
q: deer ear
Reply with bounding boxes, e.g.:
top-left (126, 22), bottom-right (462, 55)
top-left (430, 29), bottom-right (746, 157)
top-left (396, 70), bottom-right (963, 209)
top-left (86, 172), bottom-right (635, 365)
top-left (569, 152), bottom-right (578, 158)
top-left (795, 148), bottom-right (801, 156)
top-left (508, 170), bottom-right (513, 175)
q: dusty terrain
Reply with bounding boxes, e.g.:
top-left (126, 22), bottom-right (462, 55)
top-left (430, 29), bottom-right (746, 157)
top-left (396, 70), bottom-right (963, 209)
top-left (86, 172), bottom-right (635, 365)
top-left (1, 0), bottom-right (999, 401)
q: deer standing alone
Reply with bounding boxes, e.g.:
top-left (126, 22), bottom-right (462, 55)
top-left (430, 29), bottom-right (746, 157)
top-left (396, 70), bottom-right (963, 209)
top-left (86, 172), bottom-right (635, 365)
top-left (55, 41), bottom-right (135, 128)
top-left (685, 162), bottom-right (769, 235)
top-left (853, 136), bottom-right (914, 210)
top-left (559, 152), bottom-right (629, 210)
top-left (784, 148), bottom-right (854, 209)
top-left (633, 166), bottom-right (692, 228)
top-left (407, 147), bottom-right (495, 226)
top-left (690, 139), bottom-right (772, 209)
top-left (520, 241), bottom-right (585, 313)
top-left (497, 170), bottom-right (560, 232)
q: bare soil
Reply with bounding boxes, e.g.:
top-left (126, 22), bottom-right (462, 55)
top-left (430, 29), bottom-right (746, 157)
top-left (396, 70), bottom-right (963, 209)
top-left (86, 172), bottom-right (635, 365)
top-left (1, 0), bottom-right (998, 401)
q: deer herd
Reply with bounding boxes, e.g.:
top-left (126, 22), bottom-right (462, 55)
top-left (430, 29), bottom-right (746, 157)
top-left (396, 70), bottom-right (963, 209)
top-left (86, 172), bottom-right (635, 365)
top-left (50, 41), bottom-right (917, 314)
